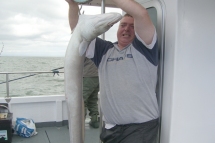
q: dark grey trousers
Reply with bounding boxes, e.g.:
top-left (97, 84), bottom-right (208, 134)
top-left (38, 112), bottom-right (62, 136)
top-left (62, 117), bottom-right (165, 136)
top-left (83, 77), bottom-right (99, 116)
top-left (100, 118), bottom-right (159, 143)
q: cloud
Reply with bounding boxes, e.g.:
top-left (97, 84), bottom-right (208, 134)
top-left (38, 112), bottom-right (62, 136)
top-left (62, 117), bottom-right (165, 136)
top-left (0, 0), bottom-right (121, 57)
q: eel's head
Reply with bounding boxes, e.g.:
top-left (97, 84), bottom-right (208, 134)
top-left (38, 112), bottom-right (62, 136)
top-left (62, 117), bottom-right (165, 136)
top-left (79, 12), bottom-right (122, 41)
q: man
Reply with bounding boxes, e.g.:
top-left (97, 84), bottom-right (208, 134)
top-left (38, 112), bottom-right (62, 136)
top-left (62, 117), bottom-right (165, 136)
top-left (83, 57), bottom-right (99, 128)
top-left (65, 0), bottom-right (159, 142)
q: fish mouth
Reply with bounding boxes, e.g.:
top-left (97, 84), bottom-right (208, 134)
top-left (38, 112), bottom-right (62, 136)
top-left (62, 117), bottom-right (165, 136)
top-left (108, 21), bottom-right (118, 27)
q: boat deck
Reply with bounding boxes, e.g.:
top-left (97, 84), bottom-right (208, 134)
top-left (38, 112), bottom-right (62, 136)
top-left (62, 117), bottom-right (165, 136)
top-left (12, 118), bottom-right (100, 143)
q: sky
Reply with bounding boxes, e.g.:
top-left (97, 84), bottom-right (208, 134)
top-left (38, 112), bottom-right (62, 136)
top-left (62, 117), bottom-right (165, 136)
top-left (0, 0), bottom-right (121, 57)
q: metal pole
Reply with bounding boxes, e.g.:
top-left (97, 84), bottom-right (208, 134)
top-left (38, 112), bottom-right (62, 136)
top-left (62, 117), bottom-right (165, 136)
top-left (101, 0), bottom-right (105, 39)
top-left (100, 2), bottom-right (105, 143)
top-left (6, 74), bottom-right (9, 97)
top-left (5, 73), bottom-right (11, 103)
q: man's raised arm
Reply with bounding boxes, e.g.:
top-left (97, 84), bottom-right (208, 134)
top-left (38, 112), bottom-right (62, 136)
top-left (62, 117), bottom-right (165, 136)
top-left (65, 0), bottom-right (79, 32)
top-left (112, 0), bottom-right (155, 45)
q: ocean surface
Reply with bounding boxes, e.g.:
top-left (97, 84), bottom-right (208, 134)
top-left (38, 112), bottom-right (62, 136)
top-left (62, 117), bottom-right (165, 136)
top-left (0, 56), bottom-right (65, 97)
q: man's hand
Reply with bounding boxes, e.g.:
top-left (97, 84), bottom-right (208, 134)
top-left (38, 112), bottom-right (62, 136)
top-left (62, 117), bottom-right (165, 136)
top-left (65, 0), bottom-right (76, 5)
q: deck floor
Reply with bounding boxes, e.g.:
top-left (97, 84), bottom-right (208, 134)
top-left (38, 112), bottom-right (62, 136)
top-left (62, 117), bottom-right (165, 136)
top-left (12, 119), bottom-right (100, 143)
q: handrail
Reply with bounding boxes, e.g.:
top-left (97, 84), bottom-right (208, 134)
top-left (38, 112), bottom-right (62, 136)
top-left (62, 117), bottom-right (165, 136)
top-left (0, 68), bottom-right (65, 103)
top-left (0, 67), bottom-right (64, 84)
top-left (0, 67), bottom-right (64, 74)
top-left (0, 71), bottom-right (64, 74)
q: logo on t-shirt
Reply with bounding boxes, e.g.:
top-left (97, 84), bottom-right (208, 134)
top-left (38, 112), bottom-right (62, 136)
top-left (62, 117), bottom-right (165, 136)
top-left (107, 57), bottom-right (123, 62)
top-left (127, 54), bottom-right (133, 58)
top-left (107, 54), bottom-right (133, 62)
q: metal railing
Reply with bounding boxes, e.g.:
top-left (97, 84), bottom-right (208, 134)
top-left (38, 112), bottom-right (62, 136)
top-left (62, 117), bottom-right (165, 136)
top-left (0, 67), bottom-right (64, 103)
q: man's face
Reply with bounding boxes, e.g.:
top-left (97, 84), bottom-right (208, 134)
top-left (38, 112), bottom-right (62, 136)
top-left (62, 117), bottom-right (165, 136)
top-left (117, 16), bottom-right (135, 48)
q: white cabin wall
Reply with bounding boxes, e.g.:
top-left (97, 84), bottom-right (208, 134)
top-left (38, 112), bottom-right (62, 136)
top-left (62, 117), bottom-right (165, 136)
top-left (159, 0), bottom-right (177, 142)
top-left (161, 0), bottom-right (215, 143)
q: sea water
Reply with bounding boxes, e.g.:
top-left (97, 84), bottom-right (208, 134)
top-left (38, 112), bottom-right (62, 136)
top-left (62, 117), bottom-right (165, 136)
top-left (0, 56), bottom-right (65, 97)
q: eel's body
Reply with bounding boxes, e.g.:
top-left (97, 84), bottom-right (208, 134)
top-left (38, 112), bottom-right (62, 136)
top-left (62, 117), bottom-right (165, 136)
top-left (64, 13), bottom-right (122, 143)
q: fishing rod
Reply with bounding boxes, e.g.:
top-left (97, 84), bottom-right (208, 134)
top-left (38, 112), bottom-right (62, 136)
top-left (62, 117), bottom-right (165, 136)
top-left (0, 67), bottom-right (64, 85)
top-left (0, 42), bottom-right (4, 57)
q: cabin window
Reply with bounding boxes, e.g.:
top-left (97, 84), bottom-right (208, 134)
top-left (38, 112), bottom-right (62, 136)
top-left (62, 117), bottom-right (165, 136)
top-left (147, 7), bottom-right (157, 29)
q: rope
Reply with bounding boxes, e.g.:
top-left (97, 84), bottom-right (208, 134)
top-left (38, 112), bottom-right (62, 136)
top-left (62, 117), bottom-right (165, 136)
top-left (0, 67), bottom-right (64, 85)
